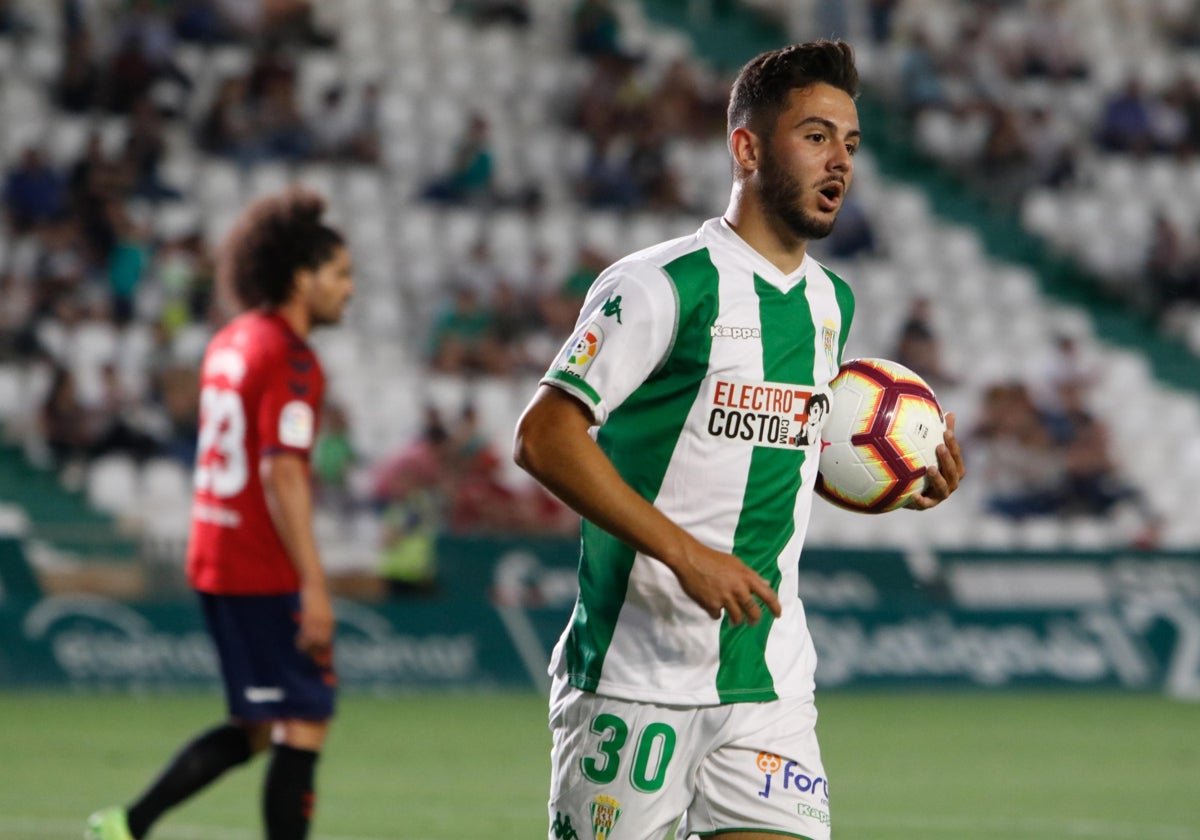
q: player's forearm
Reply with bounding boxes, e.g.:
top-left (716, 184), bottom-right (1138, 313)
top-left (261, 454), bottom-right (327, 590)
top-left (514, 389), bottom-right (693, 571)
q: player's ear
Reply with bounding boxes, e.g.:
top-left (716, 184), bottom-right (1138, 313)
top-left (292, 267), bottom-right (315, 299)
top-left (730, 126), bottom-right (761, 173)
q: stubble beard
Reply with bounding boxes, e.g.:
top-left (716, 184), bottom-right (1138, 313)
top-left (758, 145), bottom-right (837, 242)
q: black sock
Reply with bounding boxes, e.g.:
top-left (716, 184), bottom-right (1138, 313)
top-left (126, 724), bottom-right (253, 839)
top-left (263, 744), bottom-right (320, 840)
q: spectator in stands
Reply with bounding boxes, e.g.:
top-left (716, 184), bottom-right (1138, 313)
top-left (0, 0), bottom-right (32, 36)
top-left (255, 61), bottom-right (313, 162)
top-left (822, 194), bottom-right (877, 259)
top-left (313, 401), bottom-right (358, 522)
top-left (976, 103), bottom-right (1034, 205)
top-left (1021, 0), bottom-right (1088, 80)
top-left (55, 30), bottom-right (103, 113)
top-left (123, 96), bottom-right (181, 200)
top-left (38, 365), bottom-right (94, 470)
top-left (627, 119), bottom-right (687, 212)
top-left (1022, 106), bottom-right (1077, 189)
top-left (174, 0), bottom-right (238, 44)
top-left (651, 57), bottom-right (727, 140)
top-left (572, 0), bottom-right (623, 59)
top-left (197, 75), bottom-right (260, 163)
top-left (1096, 78), bottom-right (1156, 154)
top-left (37, 363), bottom-right (159, 471)
top-left (421, 113), bottom-right (494, 205)
top-left (898, 30), bottom-right (947, 116)
top-left (372, 406), bottom-right (449, 593)
top-left (153, 231), bottom-right (216, 336)
top-left (489, 279), bottom-right (542, 374)
top-left (0, 272), bottom-right (39, 361)
top-left (536, 246), bottom-right (606, 336)
top-left (4, 148), bottom-right (67, 234)
top-left (455, 0), bottom-right (531, 27)
top-left (1047, 379), bottom-right (1147, 522)
top-left (210, 0), bottom-right (335, 47)
top-left (892, 297), bottom-right (958, 392)
top-left (971, 381), bottom-right (1063, 518)
top-left (1145, 213), bottom-right (1199, 319)
top-left (311, 81), bottom-right (381, 164)
top-left (104, 0), bottom-right (192, 114)
top-left (426, 283), bottom-right (508, 376)
top-left (577, 133), bottom-right (638, 209)
top-left (106, 203), bottom-right (151, 325)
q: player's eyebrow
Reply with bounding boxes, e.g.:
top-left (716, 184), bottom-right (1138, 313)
top-left (797, 116), bottom-right (861, 140)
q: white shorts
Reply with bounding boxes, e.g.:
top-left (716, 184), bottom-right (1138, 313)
top-left (547, 674), bottom-right (830, 840)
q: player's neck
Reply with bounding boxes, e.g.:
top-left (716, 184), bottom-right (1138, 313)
top-left (723, 195), bottom-right (808, 275)
top-left (270, 300), bottom-right (311, 339)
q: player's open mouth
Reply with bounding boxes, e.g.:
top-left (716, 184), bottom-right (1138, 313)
top-left (817, 183), bottom-right (843, 211)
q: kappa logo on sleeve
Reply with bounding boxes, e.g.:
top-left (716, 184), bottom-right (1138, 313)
top-left (556, 321), bottom-right (605, 378)
top-left (279, 400), bottom-right (315, 448)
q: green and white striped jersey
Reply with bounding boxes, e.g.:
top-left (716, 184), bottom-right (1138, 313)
top-left (542, 218), bottom-right (855, 706)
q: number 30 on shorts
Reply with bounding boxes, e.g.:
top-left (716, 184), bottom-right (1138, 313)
top-left (580, 714), bottom-right (677, 792)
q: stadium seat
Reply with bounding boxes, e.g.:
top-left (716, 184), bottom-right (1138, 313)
top-left (86, 454), bottom-right (141, 518)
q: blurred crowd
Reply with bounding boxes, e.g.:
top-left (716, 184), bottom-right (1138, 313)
top-left (0, 0), bottom-right (1179, 567)
top-left (870, 0), bottom-right (1200, 324)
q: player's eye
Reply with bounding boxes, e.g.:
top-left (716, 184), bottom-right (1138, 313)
top-left (846, 144), bottom-right (859, 156)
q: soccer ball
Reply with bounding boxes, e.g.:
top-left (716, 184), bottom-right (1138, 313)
top-left (816, 358), bottom-right (946, 513)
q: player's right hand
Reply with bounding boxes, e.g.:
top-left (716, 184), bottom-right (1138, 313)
top-left (671, 542), bottom-right (783, 626)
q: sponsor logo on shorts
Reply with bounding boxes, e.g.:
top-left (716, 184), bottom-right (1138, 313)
top-left (552, 812), bottom-right (579, 840)
top-left (707, 378), bottom-right (827, 449)
top-left (799, 803), bottom-right (831, 827)
top-left (755, 752), bottom-right (829, 804)
top-left (590, 795), bottom-right (621, 840)
top-left (245, 686), bottom-right (285, 703)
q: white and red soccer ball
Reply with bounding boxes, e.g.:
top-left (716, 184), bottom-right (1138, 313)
top-left (817, 358), bottom-right (946, 513)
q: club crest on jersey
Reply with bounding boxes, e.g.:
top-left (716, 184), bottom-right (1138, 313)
top-left (706, 377), bottom-right (826, 449)
top-left (556, 321), bottom-right (605, 378)
top-left (822, 320), bottom-right (838, 373)
top-left (590, 795), bottom-right (621, 840)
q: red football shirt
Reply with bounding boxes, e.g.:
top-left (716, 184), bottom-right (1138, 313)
top-left (186, 311), bottom-right (325, 594)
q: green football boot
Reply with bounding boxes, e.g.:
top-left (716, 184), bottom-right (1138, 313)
top-left (85, 807), bottom-right (134, 840)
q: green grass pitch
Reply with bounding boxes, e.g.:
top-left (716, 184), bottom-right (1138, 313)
top-left (0, 690), bottom-right (1196, 839)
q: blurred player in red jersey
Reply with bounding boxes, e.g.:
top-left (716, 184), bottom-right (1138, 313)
top-left (87, 188), bottom-right (354, 840)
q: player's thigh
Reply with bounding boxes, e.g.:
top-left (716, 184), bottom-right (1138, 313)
top-left (548, 682), bottom-right (704, 840)
top-left (681, 695), bottom-right (830, 840)
top-left (200, 592), bottom-right (336, 723)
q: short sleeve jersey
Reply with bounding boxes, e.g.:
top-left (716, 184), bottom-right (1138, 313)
top-left (186, 311), bottom-right (325, 595)
top-left (541, 218), bottom-right (855, 706)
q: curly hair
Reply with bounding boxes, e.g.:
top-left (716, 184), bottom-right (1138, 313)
top-left (217, 187), bottom-right (346, 309)
top-left (727, 39), bottom-right (859, 139)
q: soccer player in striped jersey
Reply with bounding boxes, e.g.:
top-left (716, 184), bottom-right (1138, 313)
top-left (86, 189), bottom-right (354, 840)
top-left (515, 40), bottom-right (964, 840)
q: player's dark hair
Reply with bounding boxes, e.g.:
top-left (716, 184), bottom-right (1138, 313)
top-left (727, 40), bottom-right (859, 139)
top-left (217, 188), bottom-right (345, 309)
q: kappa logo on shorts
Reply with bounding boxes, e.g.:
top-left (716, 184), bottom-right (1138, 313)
top-left (590, 795), bottom-right (621, 840)
top-left (755, 752), bottom-right (829, 803)
top-left (552, 812), bottom-right (579, 840)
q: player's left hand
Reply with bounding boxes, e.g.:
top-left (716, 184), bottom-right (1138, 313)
top-left (297, 583), bottom-right (335, 655)
top-left (906, 412), bottom-right (965, 510)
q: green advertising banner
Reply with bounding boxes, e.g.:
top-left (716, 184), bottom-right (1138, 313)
top-left (1, 535), bottom-right (1198, 697)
